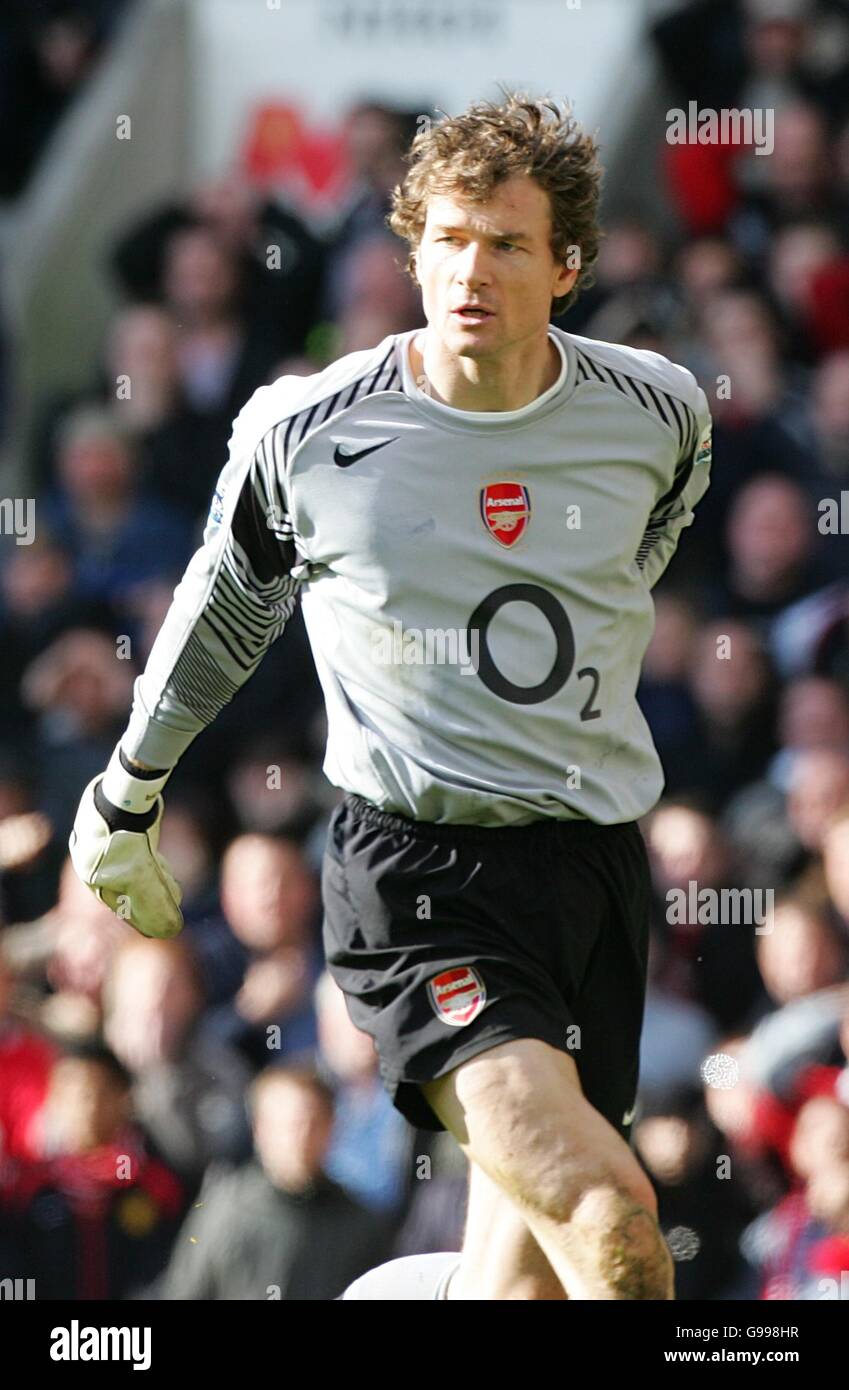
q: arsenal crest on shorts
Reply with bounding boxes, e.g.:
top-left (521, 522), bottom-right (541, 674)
top-left (480, 482), bottom-right (531, 547)
top-left (427, 965), bottom-right (487, 1027)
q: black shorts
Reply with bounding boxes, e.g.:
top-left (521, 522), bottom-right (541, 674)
top-left (321, 793), bottom-right (651, 1140)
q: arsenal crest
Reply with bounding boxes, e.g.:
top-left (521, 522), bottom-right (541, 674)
top-left (427, 965), bottom-right (487, 1027)
top-left (480, 482), bottom-right (530, 547)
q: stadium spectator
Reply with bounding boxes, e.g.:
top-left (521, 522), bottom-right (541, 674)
top-left (639, 928), bottom-right (718, 1103)
top-left (810, 350), bottom-right (849, 474)
top-left (776, 676), bottom-right (849, 775)
top-left (320, 102), bottom-right (414, 323)
top-left (19, 630), bottom-right (137, 840)
top-left (709, 478), bottom-right (829, 632)
top-left (205, 834), bottom-right (321, 1068)
top-left (633, 1083), bottom-right (759, 1299)
top-left (741, 1092), bottom-right (849, 1299)
top-left (38, 407), bottom-right (193, 619)
top-left (102, 936), bottom-right (252, 1189)
top-left (822, 804), bottom-right (849, 932)
top-left (0, 530), bottom-right (119, 745)
top-left (684, 619), bottom-right (778, 808)
top-left (730, 103), bottom-right (849, 266)
top-left (756, 897), bottom-right (848, 1006)
top-left (722, 677), bottom-right (849, 884)
top-left (40, 860), bottom-right (125, 1023)
top-left (645, 802), bottom-right (768, 1028)
top-left (104, 305), bottom-right (223, 522)
top-left (0, 951), bottom-right (57, 1166)
top-left (785, 746), bottom-right (849, 849)
top-left (149, 794), bottom-right (247, 1007)
top-left (334, 233), bottom-right (424, 356)
top-left (636, 592), bottom-right (703, 797)
top-left (0, 755), bottom-right (59, 926)
top-left (314, 970), bottom-right (410, 1215)
top-left (160, 224), bottom-right (280, 447)
top-left (223, 732), bottom-right (332, 845)
top-left (0, 1), bottom-right (136, 201)
top-left (111, 175), bottom-right (325, 359)
top-left (0, 1040), bottom-right (184, 1299)
top-left (161, 1064), bottom-right (393, 1299)
top-left (799, 1157), bottom-right (849, 1296)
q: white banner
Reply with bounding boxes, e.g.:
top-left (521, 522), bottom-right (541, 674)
top-left (189, 0), bottom-right (647, 212)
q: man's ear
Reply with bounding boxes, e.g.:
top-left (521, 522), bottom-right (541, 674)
top-left (553, 262), bottom-right (579, 299)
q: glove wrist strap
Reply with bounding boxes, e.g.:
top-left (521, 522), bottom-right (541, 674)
top-left (100, 743), bottom-right (172, 816)
top-left (94, 779), bottom-right (159, 833)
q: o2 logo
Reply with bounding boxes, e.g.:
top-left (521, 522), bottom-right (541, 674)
top-left (466, 583), bottom-right (601, 717)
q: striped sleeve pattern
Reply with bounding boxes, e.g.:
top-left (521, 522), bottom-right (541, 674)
top-left (279, 343), bottom-right (401, 454)
top-left (574, 345), bottom-right (711, 587)
top-left (164, 427), bottom-right (303, 723)
top-left (122, 350), bottom-right (402, 768)
top-left (122, 425), bottom-right (304, 767)
top-left (636, 387), bottom-right (712, 588)
top-left (634, 405), bottom-right (700, 574)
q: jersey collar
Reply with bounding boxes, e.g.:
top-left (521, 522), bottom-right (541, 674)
top-left (395, 326), bottom-right (577, 431)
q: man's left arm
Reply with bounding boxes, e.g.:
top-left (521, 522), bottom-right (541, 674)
top-left (636, 382), bottom-right (712, 589)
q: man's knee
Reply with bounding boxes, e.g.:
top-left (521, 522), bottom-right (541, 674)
top-left (568, 1182), bottom-right (673, 1300)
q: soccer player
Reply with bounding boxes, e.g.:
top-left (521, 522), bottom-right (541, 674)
top-left (69, 93), bottom-right (711, 1300)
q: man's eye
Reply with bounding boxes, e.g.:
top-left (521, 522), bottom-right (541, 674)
top-left (437, 236), bottom-right (460, 244)
top-left (497, 241), bottom-right (519, 252)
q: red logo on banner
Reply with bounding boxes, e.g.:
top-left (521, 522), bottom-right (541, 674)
top-left (480, 482), bottom-right (531, 547)
top-left (427, 966), bottom-right (487, 1027)
top-left (242, 103), bottom-right (349, 204)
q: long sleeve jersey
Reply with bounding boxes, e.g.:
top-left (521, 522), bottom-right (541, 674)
top-left (121, 324), bottom-right (712, 826)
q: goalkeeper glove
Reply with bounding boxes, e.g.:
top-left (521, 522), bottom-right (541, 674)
top-left (68, 743), bottom-right (184, 939)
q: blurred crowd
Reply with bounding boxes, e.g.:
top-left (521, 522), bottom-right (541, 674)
top-left (1, 0), bottom-right (849, 1300)
top-left (0, 0), bottom-right (138, 202)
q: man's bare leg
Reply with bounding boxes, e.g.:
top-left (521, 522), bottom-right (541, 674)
top-left (447, 1159), bottom-right (567, 1299)
top-left (422, 1037), bottom-right (673, 1300)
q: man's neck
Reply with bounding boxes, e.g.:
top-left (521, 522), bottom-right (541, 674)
top-left (409, 329), bottom-right (560, 412)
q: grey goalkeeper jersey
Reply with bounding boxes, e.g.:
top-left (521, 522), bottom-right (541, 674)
top-left (123, 324), bottom-right (712, 826)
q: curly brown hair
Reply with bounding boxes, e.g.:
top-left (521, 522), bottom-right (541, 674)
top-left (388, 90), bottom-right (604, 317)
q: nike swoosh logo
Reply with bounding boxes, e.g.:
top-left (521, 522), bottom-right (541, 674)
top-left (333, 437), bottom-right (398, 467)
top-left (622, 1105), bottom-right (637, 1126)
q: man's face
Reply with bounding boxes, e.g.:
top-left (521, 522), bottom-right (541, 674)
top-left (254, 1079), bottom-right (332, 1190)
top-left (414, 174), bottom-right (577, 361)
top-left (48, 1060), bottom-right (129, 1153)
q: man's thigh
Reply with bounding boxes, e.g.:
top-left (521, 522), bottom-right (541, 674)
top-left (421, 1036), bottom-right (656, 1218)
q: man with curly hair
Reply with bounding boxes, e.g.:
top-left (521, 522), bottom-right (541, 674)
top-left (70, 93), bottom-right (711, 1300)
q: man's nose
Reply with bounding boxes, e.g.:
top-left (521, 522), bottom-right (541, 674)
top-left (455, 240), bottom-right (491, 285)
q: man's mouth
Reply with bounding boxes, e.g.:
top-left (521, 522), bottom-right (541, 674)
top-left (451, 304), bottom-right (495, 322)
